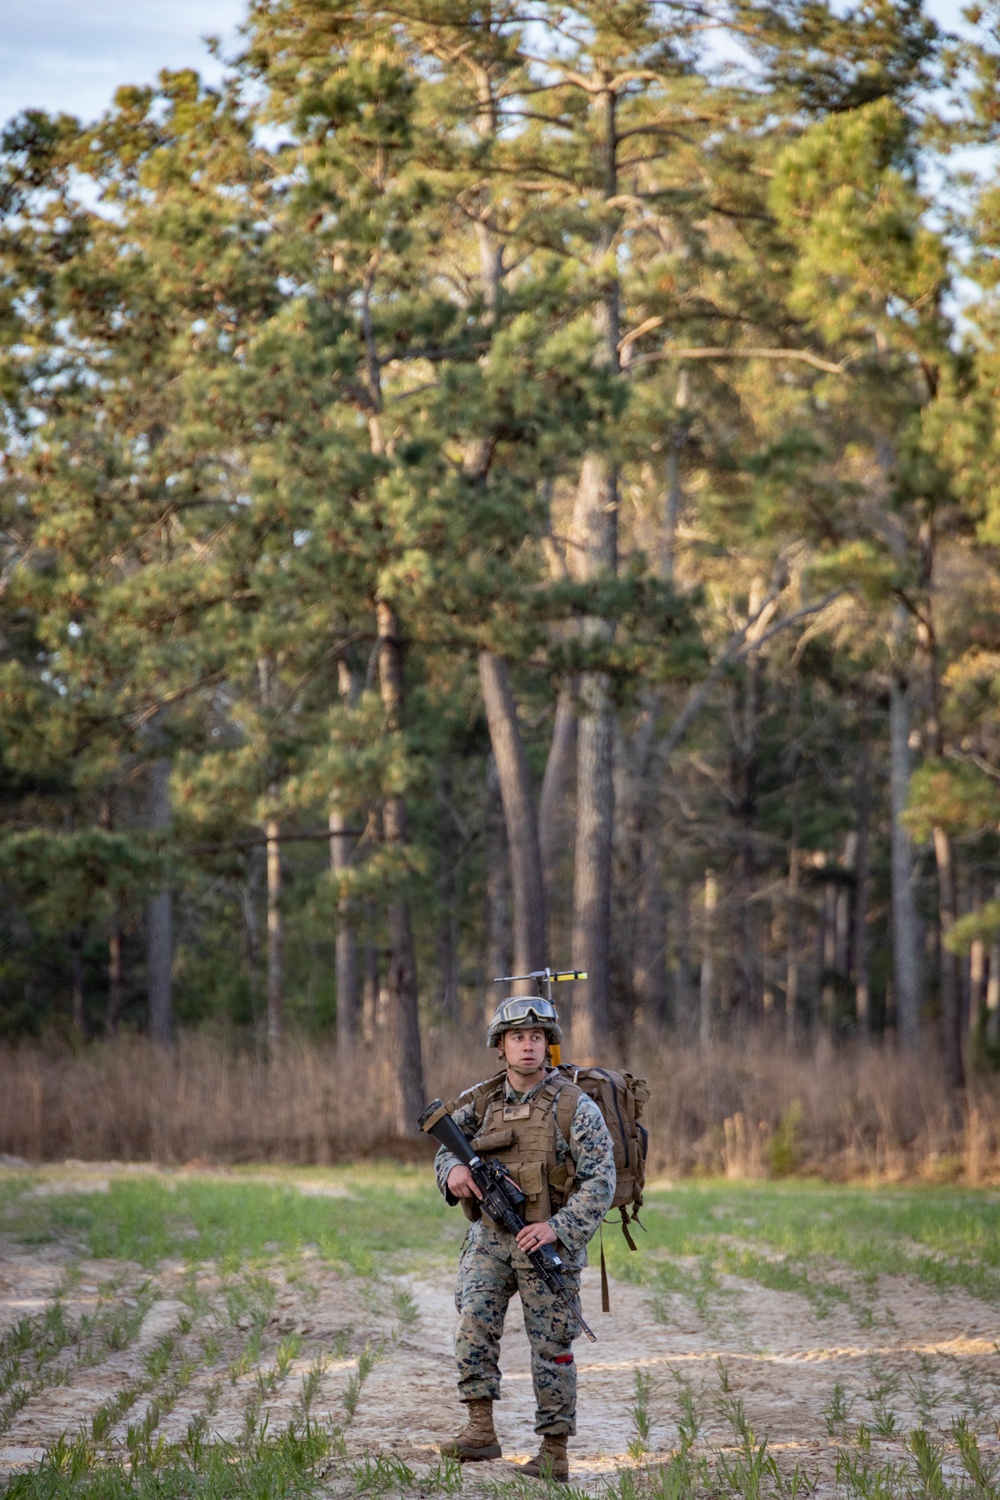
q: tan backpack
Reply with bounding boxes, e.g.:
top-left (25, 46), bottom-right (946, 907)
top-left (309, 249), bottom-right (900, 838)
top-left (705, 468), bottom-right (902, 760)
top-left (554, 1065), bottom-right (649, 1246)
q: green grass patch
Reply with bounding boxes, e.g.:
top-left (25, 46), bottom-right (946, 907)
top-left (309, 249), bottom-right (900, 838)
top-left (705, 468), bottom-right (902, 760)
top-left (0, 1175), bottom-right (34, 1212)
top-left (606, 1180), bottom-right (1000, 1307)
top-left (6, 1171), bottom-right (1000, 1311)
top-left (3, 1418), bottom-right (331, 1500)
top-left (5, 1171), bottom-right (1000, 1309)
top-left (1, 1167), bottom-right (452, 1273)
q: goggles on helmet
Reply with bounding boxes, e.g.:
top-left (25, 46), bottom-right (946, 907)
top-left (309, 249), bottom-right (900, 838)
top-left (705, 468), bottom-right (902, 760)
top-left (486, 994), bottom-right (562, 1049)
top-left (493, 996), bottom-right (558, 1027)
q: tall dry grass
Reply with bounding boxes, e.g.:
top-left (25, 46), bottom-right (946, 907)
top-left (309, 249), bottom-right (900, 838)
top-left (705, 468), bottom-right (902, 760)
top-left (1, 1029), bottom-right (998, 1181)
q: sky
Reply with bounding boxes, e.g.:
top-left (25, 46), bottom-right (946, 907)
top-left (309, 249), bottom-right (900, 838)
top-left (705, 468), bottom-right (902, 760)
top-left (0, 1), bottom-right (246, 125)
top-left (0, 0), bottom-right (977, 127)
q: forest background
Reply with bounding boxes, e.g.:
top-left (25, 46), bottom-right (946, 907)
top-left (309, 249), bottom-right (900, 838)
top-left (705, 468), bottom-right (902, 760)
top-left (4, 0), bottom-right (1000, 1170)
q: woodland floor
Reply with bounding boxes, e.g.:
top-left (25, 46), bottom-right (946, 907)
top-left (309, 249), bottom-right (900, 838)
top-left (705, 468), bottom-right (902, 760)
top-left (0, 1166), bottom-right (998, 1498)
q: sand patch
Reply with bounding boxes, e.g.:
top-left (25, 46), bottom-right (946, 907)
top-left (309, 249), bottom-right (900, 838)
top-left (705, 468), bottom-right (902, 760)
top-left (0, 1240), bottom-right (395, 1471)
top-left (344, 1261), bottom-right (1000, 1496)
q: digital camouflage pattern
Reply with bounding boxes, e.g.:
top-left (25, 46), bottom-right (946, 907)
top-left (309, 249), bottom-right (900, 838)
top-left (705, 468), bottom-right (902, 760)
top-left (454, 1220), bottom-right (582, 1434)
top-left (435, 1071), bottom-right (616, 1434)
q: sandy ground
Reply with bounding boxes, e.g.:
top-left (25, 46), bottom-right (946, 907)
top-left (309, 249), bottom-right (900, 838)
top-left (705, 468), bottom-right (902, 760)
top-left (350, 1260), bottom-right (1000, 1493)
top-left (1, 1175), bottom-right (999, 1495)
top-left (0, 1226), bottom-right (399, 1475)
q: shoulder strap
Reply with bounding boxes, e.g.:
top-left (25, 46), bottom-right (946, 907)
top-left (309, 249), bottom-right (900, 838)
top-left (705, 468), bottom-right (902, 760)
top-left (475, 1076), bottom-right (506, 1127)
top-left (449, 1070), bottom-right (506, 1124)
top-left (552, 1076), bottom-right (581, 1144)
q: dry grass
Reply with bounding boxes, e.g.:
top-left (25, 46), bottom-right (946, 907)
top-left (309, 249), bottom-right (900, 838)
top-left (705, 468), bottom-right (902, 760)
top-left (0, 1028), bottom-right (999, 1181)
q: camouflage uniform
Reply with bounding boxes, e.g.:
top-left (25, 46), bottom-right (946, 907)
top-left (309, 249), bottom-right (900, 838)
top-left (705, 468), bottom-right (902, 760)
top-left (435, 1072), bottom-right (615, 1437)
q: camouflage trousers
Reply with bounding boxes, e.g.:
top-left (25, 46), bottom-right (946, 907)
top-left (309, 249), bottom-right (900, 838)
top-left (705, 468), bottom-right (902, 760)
top-left (454, 1224), bottom-right (581, 1437)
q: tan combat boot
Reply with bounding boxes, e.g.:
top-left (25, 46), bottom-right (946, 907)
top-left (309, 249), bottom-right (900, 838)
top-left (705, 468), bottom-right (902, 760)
top-left (521, 1433), bottom-right (569, 1483)
top-left (439, 1398), bottom-right (502, 1462)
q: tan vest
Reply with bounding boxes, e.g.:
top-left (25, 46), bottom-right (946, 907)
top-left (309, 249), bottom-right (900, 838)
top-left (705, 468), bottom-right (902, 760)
top-left (467, 1072), bottom-right (581, 1225)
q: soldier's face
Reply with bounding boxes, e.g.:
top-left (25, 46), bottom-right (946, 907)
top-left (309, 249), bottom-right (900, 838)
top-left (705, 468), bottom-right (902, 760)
top-left (501, 1028), bottom-right (548, 1078)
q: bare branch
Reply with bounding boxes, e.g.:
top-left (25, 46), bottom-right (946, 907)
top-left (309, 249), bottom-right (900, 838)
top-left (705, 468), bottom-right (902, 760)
top-left (946, 748), bottom-right (1000, 784)
top-left (625, 340), bottom-right (855, 376)
top-left (657, 589), bottom-right (847, 768)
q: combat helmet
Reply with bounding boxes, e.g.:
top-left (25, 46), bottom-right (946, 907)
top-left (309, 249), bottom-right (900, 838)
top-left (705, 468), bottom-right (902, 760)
top-left (486, 994), bottom-right (562, 1050)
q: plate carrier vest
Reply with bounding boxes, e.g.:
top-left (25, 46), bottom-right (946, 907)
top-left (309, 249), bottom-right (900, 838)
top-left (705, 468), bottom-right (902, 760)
top-left (452, 1070), bottom-right (582, 1226)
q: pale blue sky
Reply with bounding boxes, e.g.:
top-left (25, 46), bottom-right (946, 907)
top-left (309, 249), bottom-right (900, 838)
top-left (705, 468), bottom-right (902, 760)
top-left (0, 0), bottom-right (976, 127)
top-left (0, 1), bottom-right (245, 124)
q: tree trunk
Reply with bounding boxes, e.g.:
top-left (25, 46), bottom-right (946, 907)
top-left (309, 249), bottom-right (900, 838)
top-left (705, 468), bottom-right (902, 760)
top-left (100, 796), bottom-right (124, 1037)
top-left (699, 870), bottom-right (717, 1050)
top-left (71, 929), bottom-right (85, 1037)
top-left (917, 521), bottom-right (965, 1091)
top-left (437, 768), bottom-right (461, 1024)
top-left (822, 833), bottom-right (857, 1035)
top-left (478, 651), bottom-right (546, 983)
top-left (672, 881), bottom-right (694, 1034)
top-left (538, 678), bottom-right (578, 906)
top-left (106, 920), bottom-right (124, 1038)
top-left (662, 371), bottom-right (689, 583)
top-left (332, 658), bottom-right (361, 1051)
top-left (854, 797), bottom-right (871, 1038)
top-left (726, 581), bottom-right (765, 1020)
top-left (257, 656), bottom-right (283, 1054)
top-left (145, 755), bottom-right (172, 1045)
top-left (611, 695), bottom-right (661, 1041)
top-left (632, 817), bottom-right (668, 1028)
top-left (569, 71), bottom-right (621, 1060)
top-left (331, 806), bottom-right (359, 1048)
top-left (821, 874), bottom-right (837, 1028)
top-left (987, 885), bottom-right (1000, 1044)
top-left (377, 600), bottom-right (424, 1134)
top-left (889, 669), bottom-right (921, 1050)
top-left (573, 668), bottom-right (615, 1058)
top-left (932, 824), bottom-right (965, 1090)
top-left (970, 934), bottom-right (985, 1035)
top-left (362, 927), bottom-right (380, 1045)
top-left (785, 764), bottom-right (801, 1043)
top-left (239, 845), bottom-right (263, 1029)
top-left (969, 874), bottom-right (984, 1037)
top-left (266, 817), bottom-right (282, 1053)
top-left (569, 454), bottom-right (617, 1059)
top-left (484, 752), bottom-right (511, 1022)
top-left (786, 848), bottom-right (800, 1044)
top-left (836, 833), bottom-right (857, 985)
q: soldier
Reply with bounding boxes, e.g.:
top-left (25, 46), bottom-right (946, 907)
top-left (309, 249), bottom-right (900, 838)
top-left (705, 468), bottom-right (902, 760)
top-left (433, 994), bottom-right (615, 1483)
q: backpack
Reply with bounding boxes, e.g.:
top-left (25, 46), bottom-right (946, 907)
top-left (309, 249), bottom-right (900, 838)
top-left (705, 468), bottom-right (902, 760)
top-left (554, 1065), bottom-right (649, 1248)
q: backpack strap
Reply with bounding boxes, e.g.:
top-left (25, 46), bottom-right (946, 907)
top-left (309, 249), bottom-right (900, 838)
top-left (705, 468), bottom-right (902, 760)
top-left (551, 1074), bottom-right (581, 1145)
top-left (599, 1224), bottom-right (611, 1313)
top-left (448, 1070), bottom-right (506, 1126)
top-left (618, 1209), bottom-right (639, 1252)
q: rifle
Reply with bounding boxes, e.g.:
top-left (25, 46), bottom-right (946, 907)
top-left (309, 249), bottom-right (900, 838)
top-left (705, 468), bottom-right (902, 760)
top-left (418, 1098), bottom-right (597, 1343)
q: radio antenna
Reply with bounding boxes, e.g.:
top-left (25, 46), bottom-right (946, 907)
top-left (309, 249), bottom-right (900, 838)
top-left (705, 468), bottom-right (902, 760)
top-left (491, 967), bottom-right (587, 1062)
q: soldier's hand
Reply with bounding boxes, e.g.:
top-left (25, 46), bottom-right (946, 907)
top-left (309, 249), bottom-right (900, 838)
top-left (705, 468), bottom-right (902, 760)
top-left (516, 1221), bottom-right (557, 1252)
top-left (447, 1165), bottom-right (483, 1200)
